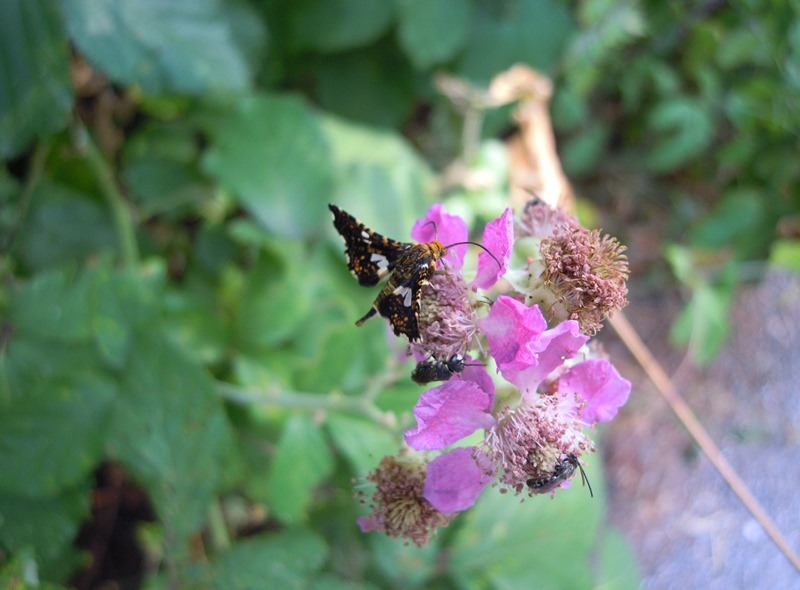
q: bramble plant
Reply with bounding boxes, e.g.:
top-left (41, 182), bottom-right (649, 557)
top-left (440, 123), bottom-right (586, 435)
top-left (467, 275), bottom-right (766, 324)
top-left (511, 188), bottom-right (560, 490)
top-left (9, 0), bottom-right (797, 587)
top-left (337, 200), bottom-right (631, 546)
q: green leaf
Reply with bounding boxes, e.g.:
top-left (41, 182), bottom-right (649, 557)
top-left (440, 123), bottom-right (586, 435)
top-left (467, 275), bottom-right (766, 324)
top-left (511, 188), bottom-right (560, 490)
top-left (368, 534), bottom-right (440, 589)
top-left (0, 371), bottom-right (115, 497)
top-left (0, 484), bottom-right (91, 581)
top-left (289, 0), bottom-right (394, 53)
top-left (449, 452), bottom-right (603, 590)
top-left (120, 119), bottom-right (215, 217)
top-left (0, 552), bottom-right (72, 590)
top-left (13, 181), bottom-right (116, 272)
top-left (266, 414), bottom-right (335, 523)
top-left (326, 413), bottom-right (398, 475)
top-left (689, 188), bottom-right (773, 259)
top-left (646, 97), bottom-right (714, 172)
top-left (312, 45), bottom-right (416, 128)
top-left (396, 0), bottom-right (473, 69)
top-left (107, 329), bottom-right (235, 549)
top-left (663, 243), bottom-right (699, 288)
top-left (456, 0), bottom-right (573, 83)
top-left (232, 249), bottom-right (316, 353)
top-left (561, 123), bottom-right (610, 177)
top-left (187, 529), bottom-right (328, 590)
top-left (9, 266), bottom-right (94, 343)
top-left (0, 0), bottom-right (73, 158)
top-left (62, 0), bottom-right (256, 95)
top-left (669, 282), bottom-right (733, 366)
top-left (769, 239), bottom-right (800, 272)
top-left (321, 115), bottom-right (433, 238)
top-left (309, 574), bottom-right (381, 590)
top-left (90, 267), bottom-right (154, 369)
top-left (202, 94), bottom-right (334, 238)
top-left (593, 528), bottom-right (641, 590)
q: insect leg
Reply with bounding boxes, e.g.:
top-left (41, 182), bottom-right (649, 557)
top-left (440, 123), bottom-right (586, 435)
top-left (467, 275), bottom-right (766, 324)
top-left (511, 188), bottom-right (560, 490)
top-left (355, 307), bottom-right (377, 326)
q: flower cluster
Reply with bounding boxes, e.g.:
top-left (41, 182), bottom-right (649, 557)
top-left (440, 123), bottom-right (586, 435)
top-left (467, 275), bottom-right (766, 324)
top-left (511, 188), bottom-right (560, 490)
top-left (357, 200), bottom-right (631, 546)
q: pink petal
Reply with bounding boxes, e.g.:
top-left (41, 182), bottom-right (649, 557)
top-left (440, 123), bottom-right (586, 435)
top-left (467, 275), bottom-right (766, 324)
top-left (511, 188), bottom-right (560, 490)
top-left (411, 204), bottom-right (468, 269)
top-left (423, 447), bottom-right (493, 513)
top-left (357, 515), bottom-right (380, 533)
top-left (404, 381), bottom-right (496, 450)
top-left (560, 359), bottom-right (631, 424)
top-left (472, 208), bottom-right (514, 290)
top-left (458, 360), bottom-right (495, 409)
top-left (512, 320), bottom-right (589, 396)
top-left (477, 295), bottom-right (546, 367)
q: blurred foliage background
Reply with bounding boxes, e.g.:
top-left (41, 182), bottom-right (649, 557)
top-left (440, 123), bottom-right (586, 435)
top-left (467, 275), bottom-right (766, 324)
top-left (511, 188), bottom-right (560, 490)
top-left (1, 0), bottom-right (798, 588)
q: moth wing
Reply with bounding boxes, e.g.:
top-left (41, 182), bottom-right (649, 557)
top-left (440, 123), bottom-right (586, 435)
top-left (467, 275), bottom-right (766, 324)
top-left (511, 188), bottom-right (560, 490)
top-left (329, 204), bottom-right (410, 286)
top-left (375, 250), bottom-right (434, 342)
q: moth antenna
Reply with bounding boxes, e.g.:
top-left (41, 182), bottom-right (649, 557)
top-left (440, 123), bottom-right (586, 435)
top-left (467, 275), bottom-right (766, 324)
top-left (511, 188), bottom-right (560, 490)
top-left (443, 241), bottom-right (502, 269)
top-left (421, 220), bottom-right (438, 238)
top-left (577, 461), bottom-right (594, 498)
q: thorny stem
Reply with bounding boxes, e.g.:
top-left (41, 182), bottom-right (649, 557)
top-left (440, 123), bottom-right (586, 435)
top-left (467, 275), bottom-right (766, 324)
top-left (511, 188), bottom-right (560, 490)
top-left (610, 311), bottom-right (800, 574)
top-left (72, 122), bottom-right (139, 269)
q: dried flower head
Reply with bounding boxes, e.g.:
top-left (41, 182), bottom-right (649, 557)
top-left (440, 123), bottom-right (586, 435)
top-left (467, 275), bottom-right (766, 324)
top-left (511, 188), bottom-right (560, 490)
top-left (357, 455), bottom-right (452, 547)
top-left (516, 198), bottom-right (577, 239)
top-left (481, 394), bottom-right (594, 494)
top-left (539, 225), bottom-right (629, 335)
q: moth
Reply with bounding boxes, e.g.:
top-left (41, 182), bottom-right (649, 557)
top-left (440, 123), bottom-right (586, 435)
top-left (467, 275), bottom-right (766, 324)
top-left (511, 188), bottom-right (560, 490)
top-left (411, 354), bottom-right (484, 385)
top-left (330, 204), bottom-right (498, 342)
top-left (526, 454), bottom-right (593, 497)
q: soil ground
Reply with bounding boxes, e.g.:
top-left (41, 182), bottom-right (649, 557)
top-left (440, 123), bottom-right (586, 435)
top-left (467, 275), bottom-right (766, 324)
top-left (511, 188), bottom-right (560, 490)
top-left (602, 270), bottom-right (800, 589)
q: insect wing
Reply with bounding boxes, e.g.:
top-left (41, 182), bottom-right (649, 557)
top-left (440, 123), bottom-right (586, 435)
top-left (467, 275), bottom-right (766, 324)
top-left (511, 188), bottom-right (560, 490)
top-left (374, 245), bottom-right (436, 341)
top-left (526, 456), bottom-right (578, 494)
top-left (329, 204), bottom-right (410, 286)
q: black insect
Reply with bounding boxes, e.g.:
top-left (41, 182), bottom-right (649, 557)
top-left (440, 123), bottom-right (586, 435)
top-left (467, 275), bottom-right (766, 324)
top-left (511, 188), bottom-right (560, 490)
top-left (411, 354), bottom-right (468, 384)
top-left (526, 454), bottom-right (593, 498)
top-left (329, 204), bottom-right (498, 342)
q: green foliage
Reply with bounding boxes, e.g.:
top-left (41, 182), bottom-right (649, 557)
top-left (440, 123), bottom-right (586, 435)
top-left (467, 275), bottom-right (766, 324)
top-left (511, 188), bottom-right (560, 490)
top-left (560, 0), bottom-right (800, 362)
top-left (665, 245), bottom-right (736, 366)
top-left (450, 452), bottom-right (605, 590)
top-left (0, 0), bottom-right (73, 159)
top-left (62, 0), bottom-right (260, 95)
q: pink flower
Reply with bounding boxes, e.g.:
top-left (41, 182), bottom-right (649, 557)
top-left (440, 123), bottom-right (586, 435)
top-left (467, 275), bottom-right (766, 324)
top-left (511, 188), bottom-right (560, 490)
top-left (558, 359), bottom-right (631, 424)
top-left (412, 204), bottom-right (468, 269)
top-left (509, 320), bottom-right (588, 397)
top-left (357, 454), bottom-right (452, 546)
top-left (472, 208), bottom-right (514, 290)
top-left (478, 296), bottom-right (588, 394)
top-left (478, 295), bottom-right (546, 367)
top-left (404, 379), bottom-right (496, 451)
top-left (423, 447), bottom-right (493, 513)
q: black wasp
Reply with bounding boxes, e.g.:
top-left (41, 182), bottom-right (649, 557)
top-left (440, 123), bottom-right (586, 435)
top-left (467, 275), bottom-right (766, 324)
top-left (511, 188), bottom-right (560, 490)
top-left (411, 354), bottom-right (468, 384)
top-left (526, 454), bottom-right (593, 498)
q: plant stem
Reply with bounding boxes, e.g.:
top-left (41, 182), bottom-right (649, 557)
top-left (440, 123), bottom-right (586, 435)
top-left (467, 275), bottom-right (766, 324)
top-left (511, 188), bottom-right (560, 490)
top-left (463, 107), bottom-right (483, 165)
top-left (72, 122), bottom-right (139, 268)
top-left (2, 142), bottom-right (49, 252)
top-left (207, 499), bottom-right (231, 551)
top-left (217, 383), bottom-right (394, 428)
